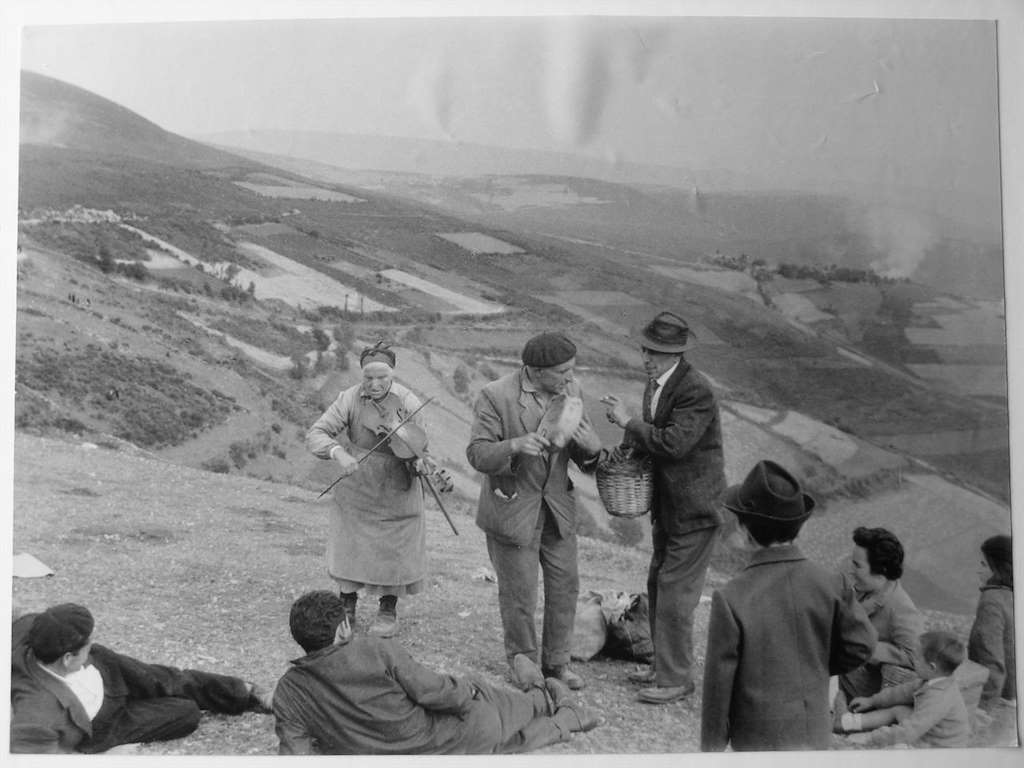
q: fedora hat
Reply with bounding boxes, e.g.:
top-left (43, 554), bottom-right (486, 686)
top-left (639, 311), bottom-right (697, 354)
top-left (723, 460), bottom-right (815, 523)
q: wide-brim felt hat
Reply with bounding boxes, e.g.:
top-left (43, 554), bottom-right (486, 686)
top-left (723, 460), bottom-right (815, 523)
top-left (638, 311), bottom-right (698, 353)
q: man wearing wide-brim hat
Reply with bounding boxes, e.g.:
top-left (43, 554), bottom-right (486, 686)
top-left (700, 461), bottom-right (876, 751)
top-left (601, 311), bottom-right (726, 704)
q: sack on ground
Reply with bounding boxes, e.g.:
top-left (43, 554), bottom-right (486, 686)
top-left (570, 590), bottom-right (632, 661)
top-left (604, 593), bottom-right (654, 663)
top-left (570, 590), bottom-right (653, 663)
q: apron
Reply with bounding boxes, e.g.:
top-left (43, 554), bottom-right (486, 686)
top-left (328, 391), bottom-right (426, 589)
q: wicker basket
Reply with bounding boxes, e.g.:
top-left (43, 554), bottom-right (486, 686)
top-left (596, 451), bottom-right (653, 519)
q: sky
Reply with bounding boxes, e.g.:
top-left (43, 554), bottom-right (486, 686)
top-left (9, 7), bottom-right (1009, 241)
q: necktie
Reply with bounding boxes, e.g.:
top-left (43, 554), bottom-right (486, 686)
top-left (642, 378), bottom-right (658, 422)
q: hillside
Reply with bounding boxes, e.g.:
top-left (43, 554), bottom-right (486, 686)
top-left (13, 433), bottom-right (1017, 755)
top-left (15, 74), bottom-right (1012, 620)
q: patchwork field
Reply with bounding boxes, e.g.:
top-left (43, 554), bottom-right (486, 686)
top-left (435, 232), bottom-right (525, 254)
top-left (464, 178), bottom-right (611, 211)
top-left (234, 181), bottom-right (364, 203)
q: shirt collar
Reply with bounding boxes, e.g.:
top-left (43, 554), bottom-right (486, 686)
top-left (654, 361), bottom-right (680, 388)
top-left (520, 367), bottom-right (539, 393)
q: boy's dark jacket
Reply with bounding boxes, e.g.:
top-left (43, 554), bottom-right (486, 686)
top-left (701, 544), bottom-right (877, 751)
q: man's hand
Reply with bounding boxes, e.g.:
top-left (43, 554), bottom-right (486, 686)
top-left (510, 432), bottom-right (551, 456)
top-left (849, 697), bottom-right (873, 713)
top-left (571, 419), bottom-right (602, 454)
top-left (600, 394), bottom-right (633, 428)
top-left (332, 447), bottom-right (359, 477)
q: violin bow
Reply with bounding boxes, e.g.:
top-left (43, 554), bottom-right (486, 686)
top-left (420, 474), bottom-right (459, 536)
top-left (316, 397), bottom-right (434, 499)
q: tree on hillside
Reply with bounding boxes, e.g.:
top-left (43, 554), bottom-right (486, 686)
top-left (453, 364), bottom-right (470, 395)
top-left (97, 244), bottom-right (115, 274)
top-left (311, 327), bottom-right (331, 352)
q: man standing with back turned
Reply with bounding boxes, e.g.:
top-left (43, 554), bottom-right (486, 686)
top-left (602, 311), bottom-right (726, 704)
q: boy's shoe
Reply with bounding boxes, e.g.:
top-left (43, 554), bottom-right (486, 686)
top-left (544, 677), bottom-right (574, 710)
top-left (543, 664), bottom-right (584, 691)
top-left (512, 654), bottom-right (545, 692)
top-left (555, 703), bottom-right (603, 733)
top-left (636, 682), bottom-right (695, 704)
top-left (627, 666), bottom-right (657, 685)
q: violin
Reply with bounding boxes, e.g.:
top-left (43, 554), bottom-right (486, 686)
top-left (373, 411), bottom-right (459, 536)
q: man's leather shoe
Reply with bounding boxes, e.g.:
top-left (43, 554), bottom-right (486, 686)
top-left (627, 667), bottom-right (657, 685)
top-left (512, 654), bottom-right (545, 692)
top-left (636, 682), bottom-right (695, 704)
top-left (543, 664), bottom-right (584, 691)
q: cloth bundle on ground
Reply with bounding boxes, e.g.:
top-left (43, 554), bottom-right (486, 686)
top-left (570, 590), bottom-right (653, 663)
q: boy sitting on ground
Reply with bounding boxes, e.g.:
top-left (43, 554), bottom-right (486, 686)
top-left (839, 630), bottom-right (970, 748)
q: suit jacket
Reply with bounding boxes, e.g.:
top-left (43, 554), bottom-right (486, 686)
top-left (467, 369), bottom-right (600, 546)
top-left (700, 545), bottom-right (877, 752)
top-left (10, 614), bottom-right (94, 753)
top-left (274, 637), bottom-right (479, 755)
top-left (623, 360), bottom-right (726, 535)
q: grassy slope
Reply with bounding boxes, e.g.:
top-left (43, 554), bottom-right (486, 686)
top-left (14, 433), bottom-right (1016, 754)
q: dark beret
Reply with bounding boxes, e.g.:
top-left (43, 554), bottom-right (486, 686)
top-left (29, 604), bottom-right (94, 663)
top-left (521, 332), bottom-right (577, 368)
top-left (981, 534), bottom-right (1012, 569)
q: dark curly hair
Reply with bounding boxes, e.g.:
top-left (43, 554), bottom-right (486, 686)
top-left (852, 526), bottom-right (905, 580)
top-left (289, 591), bottom-right (347, 654)
top-left (29, 604), bottom-right (94, 663)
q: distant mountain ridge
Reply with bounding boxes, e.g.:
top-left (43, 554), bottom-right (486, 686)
top-left (198, 128), bottom-right (772, 192)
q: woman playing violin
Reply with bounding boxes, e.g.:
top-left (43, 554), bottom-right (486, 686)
top-left (306, 341), bottom-right (434, 638)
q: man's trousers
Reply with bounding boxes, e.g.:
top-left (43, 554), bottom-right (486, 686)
top-left (486, 504), bottom-right (579, 669)
top-left (648, 520), bottom-right (719, 688)
top-left (77, 644), bottom-right (252, 753)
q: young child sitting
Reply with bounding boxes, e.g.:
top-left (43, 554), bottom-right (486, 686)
top-left (700, 460), bottom-right (877, 751)
top-left (840, 630), bottom-right (970, 748)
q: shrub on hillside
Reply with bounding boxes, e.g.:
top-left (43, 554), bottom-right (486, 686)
top-left (15, 346), bottom-right (236, 448)
top-left (201, 457), bottom-right (231, 474)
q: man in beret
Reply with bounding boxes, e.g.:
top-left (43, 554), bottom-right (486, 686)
top-left (602, 311), bottom-right (727, 704)
top-left (467, 331), bottom-right (603, 690)
top-left (10, 603), bottom-right (273, 753)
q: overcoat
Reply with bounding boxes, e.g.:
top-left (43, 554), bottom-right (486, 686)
top-left (968, 583), bottom-right (1016, 705)
top-left (467, 370), bottom-right (599, 547)
top-left (622, 360), bottom-right (725, 534)
top-left (10, 615), bottom-right (93, 753)
top-left (700, 545), bottom-right (877, 751)
top-left (840, 580), bottom-right (924, 698)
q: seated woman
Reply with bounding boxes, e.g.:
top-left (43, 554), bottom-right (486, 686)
top-left (968, 534), bottom-right (1015, 710)
top-left (837, 527), bottom-right (925, 710)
